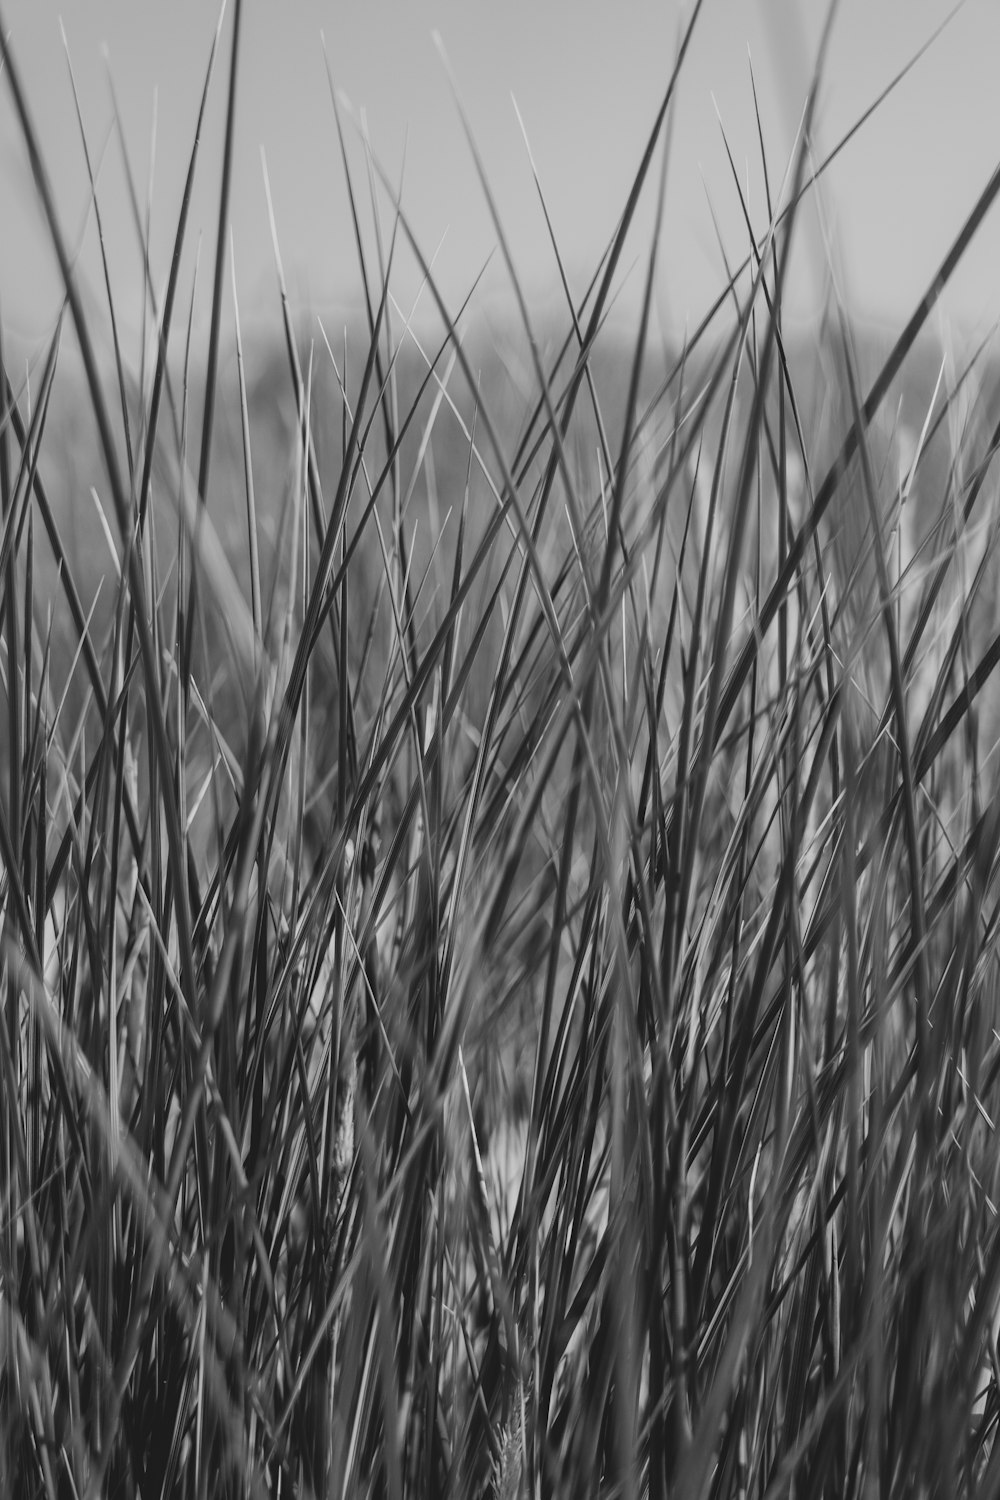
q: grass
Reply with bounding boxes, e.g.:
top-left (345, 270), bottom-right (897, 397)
top-left (3, 2), bottom-right (1000, 1496)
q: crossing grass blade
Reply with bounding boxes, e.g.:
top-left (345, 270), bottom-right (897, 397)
top-left (5, 3), bottom-right (1000, 1496)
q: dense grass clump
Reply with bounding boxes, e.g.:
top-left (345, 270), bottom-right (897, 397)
top-left (4, 5), bottom-right (1000, 1497)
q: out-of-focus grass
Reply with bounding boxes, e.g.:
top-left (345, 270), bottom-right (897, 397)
top-left (3, 5), bottom-right (1000, 1498)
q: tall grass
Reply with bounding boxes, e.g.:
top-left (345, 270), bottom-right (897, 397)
top-left (3, 4), bottom-right (1000, 1497)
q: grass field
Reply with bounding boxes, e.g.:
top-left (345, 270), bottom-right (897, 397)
top-left (4, 4), bottom-right (1000, 1497)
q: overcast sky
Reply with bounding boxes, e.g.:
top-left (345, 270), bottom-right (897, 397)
top-left (0, 0), bottom-right (997, 350)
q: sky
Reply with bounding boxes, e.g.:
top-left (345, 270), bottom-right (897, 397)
top-left (0, 0), bottom-right (998, 351)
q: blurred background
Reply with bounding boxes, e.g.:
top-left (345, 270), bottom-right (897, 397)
top-left (1, 0), bottom-right (998, 346)
top-left (0, 0), bottom-right (995, 833)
